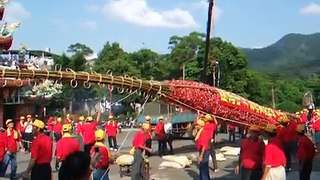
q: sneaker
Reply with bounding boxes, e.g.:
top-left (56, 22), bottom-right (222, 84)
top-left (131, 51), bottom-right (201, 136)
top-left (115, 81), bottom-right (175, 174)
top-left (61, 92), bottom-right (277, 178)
top-left (110, 148), bottom-right (114, 151)
top-left (113, 149), bottom-right (118, 152)
top-left (214, 169), bottom-right (219, 173)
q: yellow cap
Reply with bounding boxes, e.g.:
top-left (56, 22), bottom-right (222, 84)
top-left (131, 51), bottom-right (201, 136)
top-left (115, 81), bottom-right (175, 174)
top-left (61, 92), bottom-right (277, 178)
top-left (265, 124), bottom-right (277, 133)
top-left (142, 123), bottom-right (150, 130)
top-left (79, 116), bottom-right (85, 121)
top-left (204, 114), bottom-right (213, 122)
top-left (158, 116), bottom-right (164, 120)
top-left (95, 129), bottom-right (106, 140)
top-left (295, 112), bottom-right (300, 115)
top-left (108, 115), bottom-right (114, 120)
top-left (249, 125), bottom-right (260, 132)
top-left (33, 119), bottom-right (45, 129)
top-left (62, 124), bottom-right (72, 132)
top-left (195, 119), bottom-right (205, 127)
top-left (20, 116), bottom-right (25, 120)
top-left (57, 117), bottom-right (62, 122)
top-left (6, 119), bottom-right (13, 125)
top-left (296, 124), bottom-right (305, 133)
top-left (27, 115), bottom-right (32, 118)
top-left (145, 115), bottom-right (151, 120)
top-left (86, 116), bottom-right (93, 122)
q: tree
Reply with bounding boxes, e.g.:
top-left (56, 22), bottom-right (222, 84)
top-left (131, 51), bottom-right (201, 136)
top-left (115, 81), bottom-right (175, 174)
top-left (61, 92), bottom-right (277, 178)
top-left (67, 43), bottom-right (93, 56)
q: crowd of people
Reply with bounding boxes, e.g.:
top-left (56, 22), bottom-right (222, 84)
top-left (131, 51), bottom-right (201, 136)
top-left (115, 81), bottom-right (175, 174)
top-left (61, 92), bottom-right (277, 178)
top-left (0, 108), bottom-right (319, 180)
top-left (193, 108), bottom-right (319, 180)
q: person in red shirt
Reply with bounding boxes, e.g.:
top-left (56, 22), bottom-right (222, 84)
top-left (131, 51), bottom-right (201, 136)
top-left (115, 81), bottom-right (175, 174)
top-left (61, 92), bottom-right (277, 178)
top-left (277, 117), bottom-right (293, 171)
top-left (261, 124), bottom-right (286, 180)
top-left (65, 113), bottom-right (72, 124)
top-left (310, 116), bottom-right (320, 151)
top-left (196, 117), bottom-right (211, 180)
top-left (131, 123), bottom-right (152, 180)
top-left (22, 119), bottom-right (53, 180)
top-left (154, 116), bottom-right (166, 157)
top-left (144, 115), bottom-right (153, 157)
top-left (55, 124), bottom-right (81, 170)
top-left (0, 128), bottom-right (6, 165)
top-left (80, 112), bottom-right (100, 155)
top-left (76, 116), bottom-right (85, 135)
top-left (0, 119), bottom-right (24, 179)
top-left (53, 117), bottom-right (63, 142)
top-left (90, 129), bottom-right (113, 180)
top-left (104, 115), bottom-right (119, 151)
top-left (235, 125), bottom-right (265, 180)
top-left (46, 116), bottom-right (55, 139)
top-left (202, 114), bottom-right (219, 173)
top-left (16, 116), bottom-right (27, 151)
top-left (296, 124), bottom-right (315, 180)
top-left (228, 124), bottom-right (236, 143)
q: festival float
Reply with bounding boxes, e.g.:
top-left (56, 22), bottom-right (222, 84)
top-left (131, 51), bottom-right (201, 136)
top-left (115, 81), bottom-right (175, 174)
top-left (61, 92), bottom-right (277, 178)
top-left (0, 68), bottom-right (299, 128)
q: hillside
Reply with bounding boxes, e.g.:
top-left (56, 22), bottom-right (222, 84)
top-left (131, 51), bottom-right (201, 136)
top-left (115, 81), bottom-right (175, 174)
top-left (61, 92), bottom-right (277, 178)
top-left (241, 33), bottom-right (320, 77)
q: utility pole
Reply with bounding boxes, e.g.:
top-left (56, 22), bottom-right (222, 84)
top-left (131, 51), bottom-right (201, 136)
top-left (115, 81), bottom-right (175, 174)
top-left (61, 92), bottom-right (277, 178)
top-left (201, 0), bottom-right (214, 83)
top-left (272, 87), bottom-right (276, 109)
top-left (182, 63), bottom-right (185, 80)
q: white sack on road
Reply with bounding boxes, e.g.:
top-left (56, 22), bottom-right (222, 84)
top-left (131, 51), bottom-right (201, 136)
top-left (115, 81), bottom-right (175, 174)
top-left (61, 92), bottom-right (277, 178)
top-left (159, 161), bottom-right (184, 169)
top-left (209, 153), bottom-right (227, 161)
top-left (162, 155), bottom-right (192, 167)
top-left (116, 154), bottom-right (134, 165)
top-left (220, 146), bottom-right (240, 156)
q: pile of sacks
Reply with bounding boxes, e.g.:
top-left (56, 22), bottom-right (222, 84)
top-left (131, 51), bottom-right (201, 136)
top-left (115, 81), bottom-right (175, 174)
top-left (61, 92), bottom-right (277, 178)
top-left (159, 155), bottom-right (192, 169)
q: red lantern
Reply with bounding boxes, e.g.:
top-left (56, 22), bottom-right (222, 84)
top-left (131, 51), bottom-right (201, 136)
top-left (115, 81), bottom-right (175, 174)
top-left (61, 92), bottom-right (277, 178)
top-left (0, 37), bottom-right (13, 51)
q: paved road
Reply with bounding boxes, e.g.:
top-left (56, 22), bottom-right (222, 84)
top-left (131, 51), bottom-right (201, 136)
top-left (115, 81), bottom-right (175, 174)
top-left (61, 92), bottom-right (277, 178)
top-left (2, 129), bottom-right (320, 179)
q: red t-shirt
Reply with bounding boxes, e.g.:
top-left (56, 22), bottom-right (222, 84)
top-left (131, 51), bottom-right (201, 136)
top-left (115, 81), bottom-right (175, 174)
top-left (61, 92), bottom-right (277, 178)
top-left (288, 121), bottom-right (298, 141)
top-left (196, 128), bottom-right (211, 151)
top-left (90, 145), bottom-right (110, 169)
top-left (277, 126), bottom-right (291, 143)
top-left (31, 133), bottom-right (53, 164)
top-left (311, 120), bottom-right (320, 131)
top-left (154, 123), bottom-right (165, 140)
top-left (76, 122), bottom-right (83, 135)
top-left (228, 124), bottom-right (236, 131)
top-left (56, 136), bottom-right (81, 161)
top-left (300, 113), bottom-right (307, 123)
top-left (65, 118), bottom-right (71, 124)
top-left (6, 129), bottom-right (20, 153)
top-left (80, 122), bottom-right (98, 145)
top-left (203, 122), bottom-right (217, 139)
top-left (240, 138), bottom-right (265, 169)
top-left (47, 117), bottom-right (55, 131)
top-left (16, 121), bottom-right (26, 133)
top-left (0, 132), bottom-right (7, 162)
top-left (104, 121), bottom-right (118, 137)
top-left (132, 131), bottom-right (146, 148)
top-left (53, 123), bottom-right (62, 133)
top-left (145, 125), bottom-right (152, 140)
top-left (264, 138), bottom-right (286, 167)
top-left (297, 135), bottom-right (315, 161)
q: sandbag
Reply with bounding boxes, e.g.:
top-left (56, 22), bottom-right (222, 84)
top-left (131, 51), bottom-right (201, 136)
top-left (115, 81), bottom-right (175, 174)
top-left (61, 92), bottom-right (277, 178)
top-left (159, 161), bottom-right (183, 169)
top-left (221, 147), bottom-right (240, 156)
top-left (220, 146), bottom-right (236, 152)
top-left (209, 153), bottom-right (227, 161)
top-left (116, 154), bottom-right (134, 165)
top-left (162, 155), bottom-right (192, 167)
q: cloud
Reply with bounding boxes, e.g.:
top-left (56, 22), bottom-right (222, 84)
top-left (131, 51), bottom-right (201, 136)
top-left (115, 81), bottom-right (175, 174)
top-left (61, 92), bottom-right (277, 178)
top-left (5, 2), bottom-right (31, 22)
top-left (81, 20), bottom-right (97, 30)
top-left (192, 0), bottom-right (222, 21)
top-left (300, 3), bottom-right (320, 15)
top-left (102, 0), bottom-right (198, 28)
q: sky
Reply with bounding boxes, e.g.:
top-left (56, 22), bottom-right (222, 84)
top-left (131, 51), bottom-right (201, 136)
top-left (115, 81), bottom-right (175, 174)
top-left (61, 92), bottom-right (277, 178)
top-left (4, 0), bottom-right (320, 55)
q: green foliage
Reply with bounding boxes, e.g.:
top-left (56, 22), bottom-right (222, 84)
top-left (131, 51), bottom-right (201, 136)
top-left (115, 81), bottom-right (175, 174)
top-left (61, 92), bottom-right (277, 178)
top-left (67, 43), bottom-right (93, 56)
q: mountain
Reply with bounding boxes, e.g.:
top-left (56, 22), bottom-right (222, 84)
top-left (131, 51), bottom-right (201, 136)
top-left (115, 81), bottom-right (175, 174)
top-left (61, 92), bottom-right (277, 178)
top-left (241, 33), bottom-right (320, 77)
